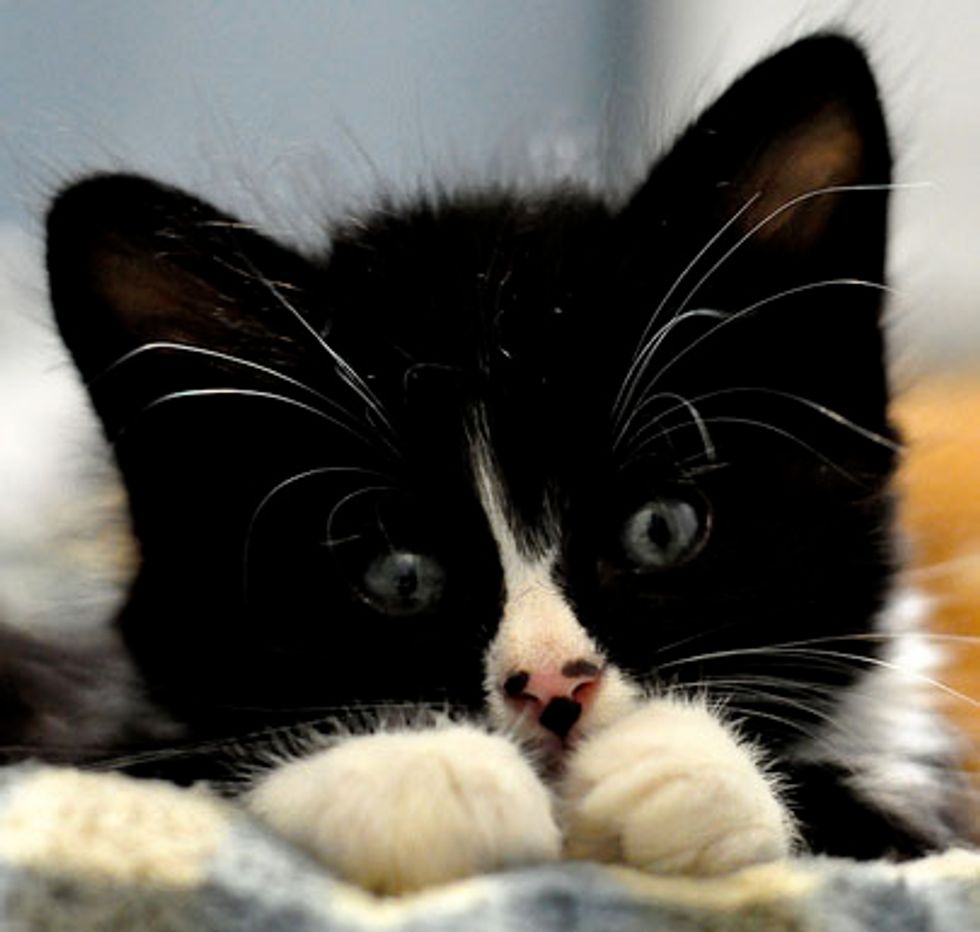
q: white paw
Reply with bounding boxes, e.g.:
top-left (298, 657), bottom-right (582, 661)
top-left (560, 699), bottom-right (794, 876)
top-left (243, 724), bottom-right (560, 894)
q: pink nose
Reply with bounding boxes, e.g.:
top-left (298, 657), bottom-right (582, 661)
top-left (502, 660), bottom-right (602, 739)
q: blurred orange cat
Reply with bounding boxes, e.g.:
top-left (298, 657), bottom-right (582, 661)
top-left (897, 374), bottom-right (980, 805)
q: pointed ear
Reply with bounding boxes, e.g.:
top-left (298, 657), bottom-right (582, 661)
top-left (625, 35), bottom-right (891, 278)
top-left (614, 36), bottom-right (895, 446)
top-left (704, 37), bottom-right (888, 255)
top-left (46, 174), bottom-right (324, 385)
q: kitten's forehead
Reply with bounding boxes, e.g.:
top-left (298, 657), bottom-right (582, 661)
top-left (469, 410), bottom-right (562, 569)
top-left (471, 414), bottom-right (592, 649)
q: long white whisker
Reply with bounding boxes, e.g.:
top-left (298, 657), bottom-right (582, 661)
top-left (662, 674), bottom-right (840, 700)
top-left (647, 279), bottom-right (892, 399)
top-left (619, 382), bottom-right (899, 469)
top-left (660, 644), bottom-right (980, 712)
top-left (717, 703), bottom-right (827, 744)
top-left (234, 253), bottom-right (397, 441)
top-left (89, 696), bottom-right (476, 775)
top-left (85, 716), bottom-right (347, 773)
top-left (622, 414), bottom-right (861, 480)
top-left (613, 279), bottom-right (891, 448)
top-left (242, 466), bottom-right (389, 598)
top-left (610, 194), bottom-right (761, 422)
top-left (93, 341), bottom-right (352, 419)
top-left (612, 181), bottom-right (922, 431)
top-left (660, 680), bottom-right (830, 742)
top-left (611, 309), bottom-right (727, 440)
top-left (679, 679), bottom-right (845, 725)
top-left (657, 643), bottom-right (839, 672)
top-left (654, 628), bottom-right (980, 673)
top-left (781, 647), bottom-right (980, 712)
top-left (653, 620), bottom-right (744, 659)
top-left (673, 182), bottom-right (924, 320)
top-left (113, 388), bottom-right (371, 446)
top-left (623, 385), bottom-right (899, 462)
top-left (324, 484), bottom-right (393, 550)
top-left (613, 390), bottom-right (716, 462)
top-left (729, 632), bottom-right (980, 649)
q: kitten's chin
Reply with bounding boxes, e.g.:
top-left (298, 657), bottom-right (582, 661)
top-left (525, 732), bottom-right (576, 781)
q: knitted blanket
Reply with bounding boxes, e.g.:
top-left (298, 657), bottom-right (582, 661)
top-left (1, 764), bottom-right (977, 931)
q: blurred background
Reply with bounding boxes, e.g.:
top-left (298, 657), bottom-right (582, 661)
top-left (0, 2), bottom-right (979, 717)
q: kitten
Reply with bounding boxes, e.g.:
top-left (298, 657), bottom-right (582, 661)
top-left (30, 34), bottom-right (973, 893)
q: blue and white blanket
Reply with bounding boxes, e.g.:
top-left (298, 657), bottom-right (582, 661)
top-left (0, 764), bottom-right (977, 931)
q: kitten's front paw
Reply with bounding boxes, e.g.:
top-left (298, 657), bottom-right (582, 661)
top-left (244, 724), bottom-right (560, 894)
top-left (560, 700), bottom-right (794, 876)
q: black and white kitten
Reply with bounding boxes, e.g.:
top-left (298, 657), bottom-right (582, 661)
top-left (26, 35), bottom-right (973, 892)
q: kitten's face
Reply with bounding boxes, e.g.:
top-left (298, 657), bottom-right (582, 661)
top-left (46, 36), bottom-right (897, 777)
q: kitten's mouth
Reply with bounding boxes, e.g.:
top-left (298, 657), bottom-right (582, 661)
top-left (527, 728), bottom-right (584, 781)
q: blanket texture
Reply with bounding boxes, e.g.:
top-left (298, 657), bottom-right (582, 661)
top-left (0, 764), bottom-right (977, 931)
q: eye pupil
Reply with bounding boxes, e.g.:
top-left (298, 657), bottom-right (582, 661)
top-left (645, 512), bottom-right (672, 550)
top-left (394, 560), bottom-right (418, 597)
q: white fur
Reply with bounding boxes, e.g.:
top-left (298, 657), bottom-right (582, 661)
top-left (790, 587), bottom-right (962, 839)
top-left (560, 698), bottom-right (795, 876)
top-left (244, 724), bottom-right (561, 895)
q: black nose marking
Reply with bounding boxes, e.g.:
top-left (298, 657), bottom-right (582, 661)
top-left (561, 659), bottom-right (601, 678)
top-left (539, 697), bottom-right (582, 739)
top-left (503, 672), bottom-right (530, 698)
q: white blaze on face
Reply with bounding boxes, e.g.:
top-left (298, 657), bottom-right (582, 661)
top-left (472, 439), bottom-right (639, 741)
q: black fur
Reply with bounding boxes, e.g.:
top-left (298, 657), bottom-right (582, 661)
top-left (25, 35), bottom-right (972, 856)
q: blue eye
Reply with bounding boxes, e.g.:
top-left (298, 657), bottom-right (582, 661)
top-left (622, 495), bottom-right (709, 569)
top-left (360, 551), bottom-right (445, 616)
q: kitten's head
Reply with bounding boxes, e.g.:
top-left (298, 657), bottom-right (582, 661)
top-left (47, 36), bottom-right (896, 775)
